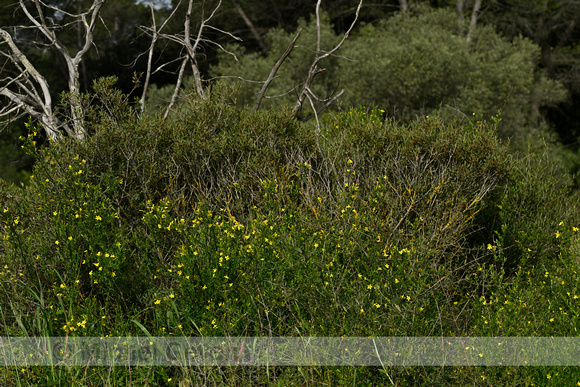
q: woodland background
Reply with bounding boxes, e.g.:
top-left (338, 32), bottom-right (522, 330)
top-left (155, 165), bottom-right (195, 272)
top-left (1, 0), bottom-right (580, 183)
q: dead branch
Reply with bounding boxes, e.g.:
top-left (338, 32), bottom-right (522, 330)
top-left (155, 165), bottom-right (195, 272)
top-left (299, 89), bottom-right (345, 122)
top-left (0, 27), bottom-right (64, 139)
top-left (184, 0), bottom-right (207, 100)
top-left (158, 0), bottom-right (241, 116)
top-left (140, 1), bottom-right (183, 114)
top-left (456, 0), bottom-right (465, 36)
top-left (399, 0), bottom-right (409, 18)
top-left (292, 0), bottom-right (363, 116)
top-left (0, 0), bottom-right (105, 140)
top-left (253, 28), bottom-right (302, 112)
top-left (234, 2), bottom-right (268, 55)
top-left (165, 57), bottom-right (189, 119)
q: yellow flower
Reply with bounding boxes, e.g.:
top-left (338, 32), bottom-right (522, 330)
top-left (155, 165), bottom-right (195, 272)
top-left (556, 231), bottom-right (561, 238)
top-left (95, 215), bottom-right (102, 221)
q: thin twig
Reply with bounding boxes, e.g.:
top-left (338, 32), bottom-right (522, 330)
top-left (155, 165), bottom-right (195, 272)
top-left (299, 89), bottom-right (345, 122)
top-left (292, 0), bottom-right (363, 116)
top-left (253, 28), bottom-right (302, 112)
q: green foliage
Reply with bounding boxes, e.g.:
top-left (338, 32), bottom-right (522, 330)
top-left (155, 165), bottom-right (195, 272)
top-left (2, 83), bottom-right (580, 385)
top-left (208, 6), bottom-right (567, 155)
top-left (341, 9), bottom-right (470, 113)
top-left (339, 8), bottom-right (567, 151)
top-left (0, 120), bottom-right (34, 185)
top-left (493, 151), bottom-right (580, 271)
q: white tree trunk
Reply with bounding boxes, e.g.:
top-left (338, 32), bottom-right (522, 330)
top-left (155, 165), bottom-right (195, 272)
top-left (0, 0), bottom-right (105, 141)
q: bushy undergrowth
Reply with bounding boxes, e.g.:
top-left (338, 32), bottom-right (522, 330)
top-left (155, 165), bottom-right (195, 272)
top-left (2, 85), bottom-right (580, 385)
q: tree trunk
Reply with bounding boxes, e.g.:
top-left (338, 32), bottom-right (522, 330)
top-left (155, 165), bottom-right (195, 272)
top-left (399, 0), bottom-right (409, 18)
top-left (466, 0), bottom-right (482, 44)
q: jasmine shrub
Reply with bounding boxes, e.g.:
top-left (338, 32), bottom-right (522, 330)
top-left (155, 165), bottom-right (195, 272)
top-left (2, 83), bottom-right (580, 385)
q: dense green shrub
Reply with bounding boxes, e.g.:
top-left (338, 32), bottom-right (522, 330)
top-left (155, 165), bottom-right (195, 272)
top-left (339, 8), bottom-right (566, 149)
top-left (0, 84), bottom-right (509, 333)
top-left (2, 83), bottom-right (580, 385)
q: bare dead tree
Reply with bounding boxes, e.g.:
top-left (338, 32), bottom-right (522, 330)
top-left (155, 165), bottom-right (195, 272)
top-left (0, 0), bottom-right (105, 141)
top-left (253, 28), bottom-right (302, 112)
top-left (155, 0), bottom-right (241, 118)
top-left (139, 1), bottom-right (183, 115)
top-left (138, 0), bottom-right (363, 120)
top-left (291, 0), bottom-right (363, 117)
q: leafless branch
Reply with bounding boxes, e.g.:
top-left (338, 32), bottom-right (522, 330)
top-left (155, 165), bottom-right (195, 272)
top-left (299, 89), bottom-right (345, 122)
top-left (205, 75), bottom-right (265, 84)
top-left (253, 28), bottom-right (302, 112)
top-left (140, 0), bottom-right (183, 114)
top-left (164, 57), bottom-right (189, 118)
top-left (292, 0), bottom-right (363, 116)
top-left (145, 0), bottom-right (243, 114)
top-left (305, 91), bottom-right (320, 133)
top-left (140, 6), bottom-right (158, 114)
top-left (456, 0), bottom-right (465, 35)
top-left (0, 0), bottom-right (105, 140)
top-left (399, 0), bottom-right (409, 18)
top-left (234, 2), bottom-right (267, 55)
